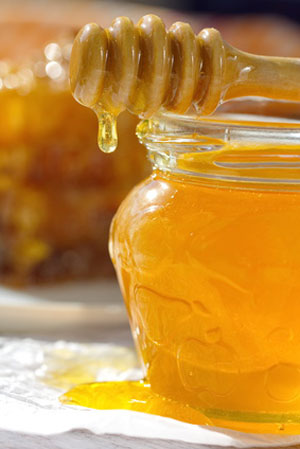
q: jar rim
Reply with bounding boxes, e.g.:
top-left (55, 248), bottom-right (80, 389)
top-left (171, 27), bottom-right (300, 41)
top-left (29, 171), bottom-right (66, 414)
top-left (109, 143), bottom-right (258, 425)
top-left (164, 111), bottom-right (300, 129)
top-left (137, 111), bottom-right (300, 190)
top-left (138, 111), bottom-right (300, 148)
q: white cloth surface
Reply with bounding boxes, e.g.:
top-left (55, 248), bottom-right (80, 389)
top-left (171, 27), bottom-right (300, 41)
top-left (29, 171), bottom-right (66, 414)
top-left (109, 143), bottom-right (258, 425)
top-left (1, 337), bottom-right (300, 448)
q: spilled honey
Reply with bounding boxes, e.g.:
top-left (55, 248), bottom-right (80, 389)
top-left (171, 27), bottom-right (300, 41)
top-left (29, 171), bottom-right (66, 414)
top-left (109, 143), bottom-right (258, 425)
top-left (60, 378), bottom-right (300, 434)
top-left (61, 380), bottom-right (212, 426)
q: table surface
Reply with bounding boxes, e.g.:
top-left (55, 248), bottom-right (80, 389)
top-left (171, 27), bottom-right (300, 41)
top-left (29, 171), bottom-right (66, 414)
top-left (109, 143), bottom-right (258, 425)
top-left (1, 282), bottom-right (300, 449)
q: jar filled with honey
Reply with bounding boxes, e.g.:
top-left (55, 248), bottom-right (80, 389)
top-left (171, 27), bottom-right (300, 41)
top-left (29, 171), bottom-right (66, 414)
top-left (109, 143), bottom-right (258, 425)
top-left (64, 14), bottom-right (300, 434)
top-left (107, 110), bottom-right (300, 433)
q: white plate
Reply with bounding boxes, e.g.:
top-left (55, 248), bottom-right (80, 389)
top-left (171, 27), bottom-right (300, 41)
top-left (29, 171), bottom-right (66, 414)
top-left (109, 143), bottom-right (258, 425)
top-left (0, 280), bottom-right (127, 333)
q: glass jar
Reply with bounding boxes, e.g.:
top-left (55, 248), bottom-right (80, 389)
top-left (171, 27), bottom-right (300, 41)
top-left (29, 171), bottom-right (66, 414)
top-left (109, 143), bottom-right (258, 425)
top-left (109, 110), bottom-right (300, 433)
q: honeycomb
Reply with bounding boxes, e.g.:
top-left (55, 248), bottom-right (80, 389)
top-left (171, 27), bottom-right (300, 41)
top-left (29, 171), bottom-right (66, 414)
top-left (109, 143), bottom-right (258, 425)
top-left (0, 21), bottom-right (147, 284)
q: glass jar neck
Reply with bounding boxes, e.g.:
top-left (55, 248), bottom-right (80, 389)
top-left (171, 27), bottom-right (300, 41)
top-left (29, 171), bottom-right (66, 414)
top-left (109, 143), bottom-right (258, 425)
top-left (137, 112), bottom-right (300, 191)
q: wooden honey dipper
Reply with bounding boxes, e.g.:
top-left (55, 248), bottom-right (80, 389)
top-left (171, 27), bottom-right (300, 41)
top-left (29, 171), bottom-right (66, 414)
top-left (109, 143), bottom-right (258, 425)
top-left (70, 14), bottom-right (300, 153)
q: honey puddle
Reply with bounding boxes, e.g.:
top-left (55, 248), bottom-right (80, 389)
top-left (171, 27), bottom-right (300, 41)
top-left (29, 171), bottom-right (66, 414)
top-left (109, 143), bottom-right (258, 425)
top-left (40, 341), bottom-right (210, 426)
top-left (39, 343), bottom-right (300, 435)
top-left (36, 306), bottom-right (300, 435)
top-left (61, 380), bottom-right (211, 426)
top-left (40, 343), bottom-right (209, 425)
top-left (59, 368), bottom-right (300, 435)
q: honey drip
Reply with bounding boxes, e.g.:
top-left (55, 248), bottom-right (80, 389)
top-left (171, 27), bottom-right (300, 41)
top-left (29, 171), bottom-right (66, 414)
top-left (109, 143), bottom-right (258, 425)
top-left (70, 14), bottom-right (300, 152)
top-left (93, 107), bottom-right (118, 153)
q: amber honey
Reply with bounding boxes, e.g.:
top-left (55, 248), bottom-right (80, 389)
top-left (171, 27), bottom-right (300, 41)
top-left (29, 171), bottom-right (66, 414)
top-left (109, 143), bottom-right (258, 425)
top-left (61, 113), bottom-right (300, 433)
top-left (111, 175), bottom-right (300, 427)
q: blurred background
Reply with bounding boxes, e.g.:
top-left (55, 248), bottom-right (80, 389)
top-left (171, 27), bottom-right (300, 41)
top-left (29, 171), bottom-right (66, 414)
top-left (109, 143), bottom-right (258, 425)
top-left (133, 0), bottom-right (300, 21)
top-left (0, 0), bottom-right (300, 336)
